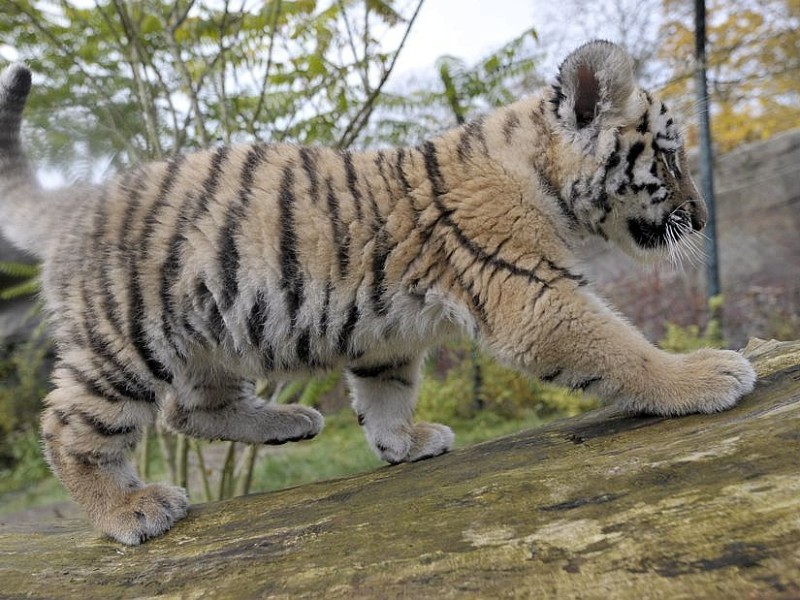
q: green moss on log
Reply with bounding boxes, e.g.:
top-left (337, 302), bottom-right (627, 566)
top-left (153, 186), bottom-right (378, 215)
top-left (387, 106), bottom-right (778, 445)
top-left (1, 338), bottom-right (799, 599)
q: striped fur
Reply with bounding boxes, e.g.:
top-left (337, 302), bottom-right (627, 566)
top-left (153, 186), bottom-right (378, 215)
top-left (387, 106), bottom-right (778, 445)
top-left (0, 41), bottom-right (755, 545)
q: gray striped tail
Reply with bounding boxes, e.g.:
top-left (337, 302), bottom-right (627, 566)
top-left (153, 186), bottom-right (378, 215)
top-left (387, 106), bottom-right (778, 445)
top-left (0, 62), bottom-right (54, 256)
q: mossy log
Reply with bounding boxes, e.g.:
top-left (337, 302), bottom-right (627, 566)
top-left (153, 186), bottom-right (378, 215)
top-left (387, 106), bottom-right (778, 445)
top-left (1, 338), bottom-right (799, 599)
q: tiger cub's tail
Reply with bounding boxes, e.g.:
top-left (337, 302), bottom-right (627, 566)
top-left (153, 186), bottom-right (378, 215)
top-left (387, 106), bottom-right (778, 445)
top-left (0, 62), bottom-right (61, 257)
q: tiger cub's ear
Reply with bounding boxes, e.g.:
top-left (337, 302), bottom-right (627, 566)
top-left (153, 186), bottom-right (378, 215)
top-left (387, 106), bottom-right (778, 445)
top-left (556, 40), bottom-right (636, 131)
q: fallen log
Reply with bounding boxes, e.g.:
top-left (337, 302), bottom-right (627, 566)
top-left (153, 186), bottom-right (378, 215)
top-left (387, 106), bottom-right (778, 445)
top-left (1, 338), bottom-right (798, 599)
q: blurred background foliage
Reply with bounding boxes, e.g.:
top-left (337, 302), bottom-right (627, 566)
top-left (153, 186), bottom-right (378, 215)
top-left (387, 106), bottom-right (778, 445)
top-left (0, 0), bottom-right (798, 511)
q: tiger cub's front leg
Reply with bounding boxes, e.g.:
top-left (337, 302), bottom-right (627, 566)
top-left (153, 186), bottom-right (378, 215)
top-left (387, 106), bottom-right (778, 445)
top-left (347, 355), bottom-right (454, 464)
top-left (486, 282), bottom-right (756, 416)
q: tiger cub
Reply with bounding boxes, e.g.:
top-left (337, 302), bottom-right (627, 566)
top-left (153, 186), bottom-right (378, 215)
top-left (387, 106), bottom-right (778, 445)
top-left (0, 41), bottom-right (755, 545)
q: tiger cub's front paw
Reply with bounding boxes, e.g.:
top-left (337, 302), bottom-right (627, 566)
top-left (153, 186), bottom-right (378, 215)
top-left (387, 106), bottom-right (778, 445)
top-left (632, 348), bottom-right (756, 416)
top-left (681, 348), bottom-right (757, 413)
top-left (373, 422), bottom-right (454, 464)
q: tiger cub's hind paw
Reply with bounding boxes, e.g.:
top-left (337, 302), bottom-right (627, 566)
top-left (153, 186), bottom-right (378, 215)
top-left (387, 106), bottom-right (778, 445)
top-left (98, 484), bottom-right (189, 546)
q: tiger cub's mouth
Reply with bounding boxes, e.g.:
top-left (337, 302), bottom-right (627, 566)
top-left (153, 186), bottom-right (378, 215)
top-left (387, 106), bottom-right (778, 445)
top-left (627, 208), bottom-right (694, 250)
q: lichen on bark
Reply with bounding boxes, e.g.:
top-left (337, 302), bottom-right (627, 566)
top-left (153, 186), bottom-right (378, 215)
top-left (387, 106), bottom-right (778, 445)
top-left (1, 338), bottom-right (798, 599)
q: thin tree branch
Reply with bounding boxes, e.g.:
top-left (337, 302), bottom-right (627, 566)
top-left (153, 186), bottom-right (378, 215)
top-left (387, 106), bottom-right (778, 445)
top-left (336, 0), bottom-right (425, 148)
top-left (155, 3), bottom-right (210, 146)
top-left (337, 0), bottom-right (370, 90)
top-left (112, 0), bottom-right (164, 157)
top-left (250, 0), bottom-right (284, 135)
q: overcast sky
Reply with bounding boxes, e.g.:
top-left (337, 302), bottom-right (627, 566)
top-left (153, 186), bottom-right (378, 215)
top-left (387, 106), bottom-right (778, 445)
top-left (386, 0), bottom-right (543, 81)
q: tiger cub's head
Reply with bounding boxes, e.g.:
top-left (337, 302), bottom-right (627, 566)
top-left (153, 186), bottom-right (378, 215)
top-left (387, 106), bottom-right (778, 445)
top-left (552, 40), bottom-right (706, 262)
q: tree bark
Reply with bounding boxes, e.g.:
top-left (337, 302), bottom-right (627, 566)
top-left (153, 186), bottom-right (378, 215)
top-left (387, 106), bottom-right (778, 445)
top-left (1, 338), bottom-right (798, 599)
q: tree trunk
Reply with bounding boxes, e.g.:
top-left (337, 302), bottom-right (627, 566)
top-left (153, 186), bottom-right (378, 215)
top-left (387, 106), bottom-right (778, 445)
top-left (1, 338), bottom-right (798, 599)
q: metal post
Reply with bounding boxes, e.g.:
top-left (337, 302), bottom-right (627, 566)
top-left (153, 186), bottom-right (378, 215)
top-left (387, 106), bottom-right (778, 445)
top-left (694, 0), bottom-right (721, 299)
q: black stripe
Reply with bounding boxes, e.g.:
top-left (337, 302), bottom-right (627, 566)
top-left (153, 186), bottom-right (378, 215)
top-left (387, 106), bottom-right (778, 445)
top-left (363, 179), bottom-right (392, 315)
top-left (247, 290), bottom-right (270, 349)
top-left (64, 364), bottom-right (127, 404)
top-left (142, 155), bottom-right (186, 259)
top-left (320, 281), bottom-right (332, 337)
top-left (349, 360), bottom-right (409, 380)
top-left (540, 369), bottom-right (563, 383)
top-left (438, 208), bottom-right (550, 286)
top-left (325, 176), bottom-right (350, 279)
top-left (375, 151), bottom-right (393, 196)
top-left (76, 196), bottom-right (160, 401)
top-left (572, 376), bottom-right (602, 392)
top-left (278, 166), bottom-right (304, 324)
top-left (350, 364), bottom-right (393, 378)
top-left (550, 81), bottom-right (565, 115)
top-left (66, 449), bottom-right (126, 468)
top-left (219, 144), bottom-right (267, 311)
top-left (76, 410), bottom-right (137, 438)
top-left (625, 141), bottom-right (645, 183)
top-left (162, 146), bottom-right (230, 345)
top-left (127, 287), bottom-right (171, 382)
top-left (118, 167), bottom-right (144, 253)
top-left (337, 301), bottom-right (359, 355)
top-left (195, 145), bottom-right (230, 216)
top-left (159, 192), bottom-right (195, 358)
top-left (94, 184), bottom-right (126, 336)
top-left (79, 295), bottom-right (158, 403)
top-left (194, 280), bottom-right (225, 344)
top-left (204, 291), bottom-right (226, 345)
top-left (349, 365), bottom-right (413, 388)
top-left (217, 211), bottom-right (243, 312)
top-left (341, 149), bottom-right (363, 220)
top-left (636, 110), bottom-right (649, 134)
top-left (536, 167), bottom-right (579, 230)
top-left (99, 365), bottom-right (157, 403)
top-left (296, 329), bottom-right (311, 364)
top-left (459, 116), bottom-right (488, 160)
top-left (421, 141), bottom-right (446, 198)
top-left (395, 149), bottom-right (412, 196)
top-left (604, 138), bottom-right (622, 172)
top-left (451, 267), bottom-right (488, 325)
top-left (127, 155), bottom-right (187, 383)
top-left (502, 110), bottom-right (521, 144)
top-left (299, 147), bottom-right (320, 205)
top-left (52, 408), bottom-right (70, 426)
top-left (371, 231), bottom-right (391, 315)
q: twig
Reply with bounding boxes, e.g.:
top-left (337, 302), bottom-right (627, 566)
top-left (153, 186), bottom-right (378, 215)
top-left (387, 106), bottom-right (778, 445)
top-left (249, 0), bottom-right (284, 134)
top-left (336, 0), bottom-right (425, 148)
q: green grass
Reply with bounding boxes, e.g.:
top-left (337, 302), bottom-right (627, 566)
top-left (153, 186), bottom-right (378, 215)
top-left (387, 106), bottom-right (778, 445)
top-left (0, 407), bottom-right (561, 514)
top-left (248, 408), bottom-right (554, 494)
top-left (0, 476), bottom-right (69, 515)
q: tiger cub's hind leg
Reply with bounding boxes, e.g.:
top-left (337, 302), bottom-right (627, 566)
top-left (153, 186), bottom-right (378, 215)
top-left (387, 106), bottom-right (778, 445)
top-left (42, 375), bottom-right (188, 545)
top-left (348, 355), bottom-right (454, 464)
top-left (164, 371), bottom-right (324, 445)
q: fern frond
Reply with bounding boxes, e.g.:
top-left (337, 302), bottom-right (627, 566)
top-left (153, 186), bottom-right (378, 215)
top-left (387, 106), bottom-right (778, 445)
top-left (0, 261), bottom-right (40, 279)
top-left (0, 279), bottom-right (40, 301)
